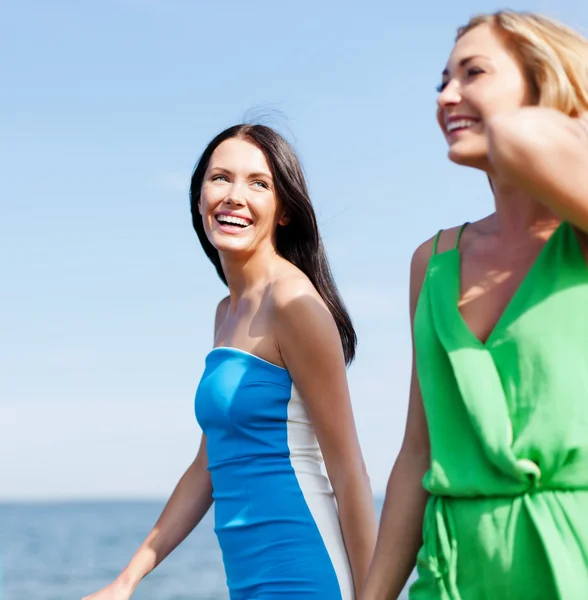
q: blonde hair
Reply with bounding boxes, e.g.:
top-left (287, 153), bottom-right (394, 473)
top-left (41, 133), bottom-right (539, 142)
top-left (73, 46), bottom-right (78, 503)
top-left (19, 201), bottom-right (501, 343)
top-left (457, 11), bottom-right (588, 116)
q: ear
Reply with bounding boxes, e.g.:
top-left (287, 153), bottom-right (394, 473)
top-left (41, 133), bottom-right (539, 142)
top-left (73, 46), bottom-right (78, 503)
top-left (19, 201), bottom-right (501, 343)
top-left (278, 211), bottom-right (290, 227)
top-left (197, 197), bottom-right (203, 215)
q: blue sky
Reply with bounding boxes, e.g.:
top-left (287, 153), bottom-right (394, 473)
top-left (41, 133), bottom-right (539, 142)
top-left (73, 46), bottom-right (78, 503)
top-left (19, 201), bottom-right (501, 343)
top-left (2, 0), bottom-right (587, 500)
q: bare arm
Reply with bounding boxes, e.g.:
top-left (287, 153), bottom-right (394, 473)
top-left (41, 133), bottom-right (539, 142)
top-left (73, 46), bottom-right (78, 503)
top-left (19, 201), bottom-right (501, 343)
top-left (488, 108), bottom-right (588, 232)
top-left (274, 281), bottom-right (378, 596)
top-left (82, 297), bottom-right (230, 599)
top-left (361, 242), bottom-right (432, 600)
top-left (106, 438), bottom-right (214, 595)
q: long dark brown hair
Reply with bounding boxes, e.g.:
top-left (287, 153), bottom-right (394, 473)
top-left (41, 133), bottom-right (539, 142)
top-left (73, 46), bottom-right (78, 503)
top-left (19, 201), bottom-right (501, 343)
top-left (189, 124), bottom-right (357, 364)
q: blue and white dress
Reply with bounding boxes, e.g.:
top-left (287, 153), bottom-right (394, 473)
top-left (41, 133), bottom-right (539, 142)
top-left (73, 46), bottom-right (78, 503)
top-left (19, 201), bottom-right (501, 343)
top-left (195, 346), bottom-right (355, 599)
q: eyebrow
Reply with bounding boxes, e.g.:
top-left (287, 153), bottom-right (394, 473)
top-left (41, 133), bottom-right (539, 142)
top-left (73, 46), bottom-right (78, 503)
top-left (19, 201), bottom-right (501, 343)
top-left (209, 166), bottom-right (273, 179)
top-left (248, 171), bottom-right (273, 180)
top-left (441, 55), bottom-right (489, 78)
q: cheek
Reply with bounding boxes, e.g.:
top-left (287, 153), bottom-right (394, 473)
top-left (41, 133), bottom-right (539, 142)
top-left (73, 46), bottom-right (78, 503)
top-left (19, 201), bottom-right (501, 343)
top-left (436, 106), bottom-right (445, 133)
top-left (252, 195), bottom-right (280, 225)
top-left (199, 188), bottom-right (217, 215)
top-left (479, 76), bottom-right (529, 116)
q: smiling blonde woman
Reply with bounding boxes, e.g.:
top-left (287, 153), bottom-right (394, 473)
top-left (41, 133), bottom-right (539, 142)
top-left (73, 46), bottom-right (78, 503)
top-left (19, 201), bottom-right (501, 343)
top-left (362, 10), bottom-right (588, 600)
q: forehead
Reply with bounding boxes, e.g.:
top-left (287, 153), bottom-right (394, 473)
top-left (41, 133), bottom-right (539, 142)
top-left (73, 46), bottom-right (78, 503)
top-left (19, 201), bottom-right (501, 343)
top-left (445, 23), bottom-right (512, 71)
top-left (209, 138), bottom-right (271, 174)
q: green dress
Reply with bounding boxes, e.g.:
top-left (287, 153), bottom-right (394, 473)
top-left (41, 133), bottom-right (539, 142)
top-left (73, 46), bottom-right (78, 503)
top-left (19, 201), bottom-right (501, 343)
top-left (409, 221), bottom-right (588, 600)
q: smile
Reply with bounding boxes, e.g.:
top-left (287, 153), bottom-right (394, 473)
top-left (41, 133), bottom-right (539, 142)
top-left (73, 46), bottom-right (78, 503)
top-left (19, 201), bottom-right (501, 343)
top-left (446, 118), bottom-right (480, 133)
top-left (215, 214), bottom-right (252, 229)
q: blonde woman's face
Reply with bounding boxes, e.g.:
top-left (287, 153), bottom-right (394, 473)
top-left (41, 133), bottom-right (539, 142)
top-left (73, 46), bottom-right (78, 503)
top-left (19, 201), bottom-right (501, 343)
top-left (436, 23), bottom-right (531, 170)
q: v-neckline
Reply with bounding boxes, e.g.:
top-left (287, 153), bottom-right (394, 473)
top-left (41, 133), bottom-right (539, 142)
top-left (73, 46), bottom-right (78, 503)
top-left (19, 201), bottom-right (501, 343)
top-left (452, 221), bottom-right (566, 348)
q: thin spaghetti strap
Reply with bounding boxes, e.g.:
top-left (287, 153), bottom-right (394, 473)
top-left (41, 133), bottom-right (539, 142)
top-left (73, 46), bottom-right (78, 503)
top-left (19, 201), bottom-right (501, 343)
top-left (432, 230), bottom-right (444, 256)
top-left (455, 222), bottom-right (470, 250)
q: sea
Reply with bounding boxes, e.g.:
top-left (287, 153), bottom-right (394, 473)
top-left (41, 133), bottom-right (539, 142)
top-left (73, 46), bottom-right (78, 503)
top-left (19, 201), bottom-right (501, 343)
top-left (0, 499), bottom-right (413, 600)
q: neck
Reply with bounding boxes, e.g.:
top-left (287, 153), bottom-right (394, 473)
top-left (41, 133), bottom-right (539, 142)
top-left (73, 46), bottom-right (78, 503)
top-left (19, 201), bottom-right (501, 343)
top-left (220, 241), bottom-right (281, 304)
top-left (488, 174), bottom-right (560, 236)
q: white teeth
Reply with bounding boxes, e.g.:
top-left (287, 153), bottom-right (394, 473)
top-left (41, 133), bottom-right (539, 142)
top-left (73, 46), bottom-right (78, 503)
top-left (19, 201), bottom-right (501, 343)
top-left (216, 215), bottom-right (251, 227)
top-left (447, 119), bottom-right (479, 132)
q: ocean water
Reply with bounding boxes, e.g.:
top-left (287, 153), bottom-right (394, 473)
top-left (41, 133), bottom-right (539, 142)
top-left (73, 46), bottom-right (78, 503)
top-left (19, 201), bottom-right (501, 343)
top-left (0, 499), bottom-right (412, 600)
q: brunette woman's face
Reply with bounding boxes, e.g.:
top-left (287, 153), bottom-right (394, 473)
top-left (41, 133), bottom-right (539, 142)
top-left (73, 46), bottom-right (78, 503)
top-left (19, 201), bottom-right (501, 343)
top-left (436, 23), bottom-right (532, 170)
top-left (199, 138), bottom-right (287, 257)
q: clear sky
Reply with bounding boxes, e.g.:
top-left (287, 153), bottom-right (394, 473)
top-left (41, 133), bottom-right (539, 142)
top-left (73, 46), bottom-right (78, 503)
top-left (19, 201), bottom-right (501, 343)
top-left (2, 0), bottom-right (587, 500)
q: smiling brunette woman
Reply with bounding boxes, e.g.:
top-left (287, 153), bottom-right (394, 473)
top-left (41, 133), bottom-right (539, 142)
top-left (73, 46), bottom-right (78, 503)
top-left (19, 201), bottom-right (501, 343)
top-left (82, 124), bottom-right (377, 600)
top-left (361, 10), bottom-right (588, 600)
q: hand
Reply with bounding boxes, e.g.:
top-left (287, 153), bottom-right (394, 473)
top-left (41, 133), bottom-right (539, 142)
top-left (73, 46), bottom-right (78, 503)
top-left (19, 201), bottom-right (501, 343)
top-left (82, 578), bottom-right (134, 600)
top-left (575, 112), bottom-right (588, 138)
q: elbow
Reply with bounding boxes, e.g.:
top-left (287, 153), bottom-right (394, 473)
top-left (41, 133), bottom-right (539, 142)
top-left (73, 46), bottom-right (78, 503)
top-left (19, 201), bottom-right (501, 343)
top-left (331, 459), bottom-right (373, 499)
top-left (487, 112), bottom-right (529, 172)
top-left (357, 456), bottom-right (371, 483)
top-left (396, 439), bottom-right (431, 478)
top-left (360, 460), bottom-right (374, 495)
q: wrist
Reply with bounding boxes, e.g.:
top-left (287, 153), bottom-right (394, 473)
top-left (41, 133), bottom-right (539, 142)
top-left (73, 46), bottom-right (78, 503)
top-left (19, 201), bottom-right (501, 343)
top-left (116, 569), bottom-right (141, 593)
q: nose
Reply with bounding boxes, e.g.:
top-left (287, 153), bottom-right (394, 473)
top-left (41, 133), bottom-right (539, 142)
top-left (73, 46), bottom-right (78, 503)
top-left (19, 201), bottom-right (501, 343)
top-left (437, 78), bottom-right (462, 111)
top-left (225, 181), bottom-right (247, 206)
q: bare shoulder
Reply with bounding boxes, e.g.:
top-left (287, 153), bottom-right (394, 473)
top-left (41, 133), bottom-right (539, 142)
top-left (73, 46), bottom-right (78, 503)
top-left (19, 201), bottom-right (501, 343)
top-left (268, 270), bottom-right (333, 337)
top-left (269, 269), bottom-right (343, 367)
top-left (411, 235), bottom-right (435, 277)
top-left (410, 236), bottom-right (436, 316)
top-left (411, 225), bottom-right (463, 275)
top-left (410, 223), bottom-right (471, 311)
top-left (270, 270), bottom-right (325, 312)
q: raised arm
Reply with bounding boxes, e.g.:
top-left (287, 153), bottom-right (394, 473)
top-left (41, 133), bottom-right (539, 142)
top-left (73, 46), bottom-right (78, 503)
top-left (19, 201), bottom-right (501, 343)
top-left (81, 297), bottom-right (230, 600)
top-left (273, 280), bottom-right (378, 597)
top-left (488, 108), bottom-right (588, 232)
top-left (360, 241), bottom-right (432, 600)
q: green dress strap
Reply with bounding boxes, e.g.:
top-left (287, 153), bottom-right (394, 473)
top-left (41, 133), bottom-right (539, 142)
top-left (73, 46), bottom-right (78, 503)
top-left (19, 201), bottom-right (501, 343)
top-left (454, 222), bottom-right (469, 249)
top-left (432, 230), bottom-right (444, 256)
top-left (432, 223), bottom-right (469, 256)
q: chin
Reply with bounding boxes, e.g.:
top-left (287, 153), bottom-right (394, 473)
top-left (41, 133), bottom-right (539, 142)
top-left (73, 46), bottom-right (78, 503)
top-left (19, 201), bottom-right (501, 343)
top-left (210, 238), bottom-right (249, 255)
top-left (203, 230), bottom-right (235, 250)
top-left (447, 143), bottom-right (488, 171)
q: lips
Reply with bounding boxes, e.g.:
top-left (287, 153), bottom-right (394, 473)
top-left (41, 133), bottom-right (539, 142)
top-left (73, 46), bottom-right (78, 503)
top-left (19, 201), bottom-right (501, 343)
top-left (214, 213), bottom-right (253, 228)
top-left (445, 116), bottom-right (481, 134)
